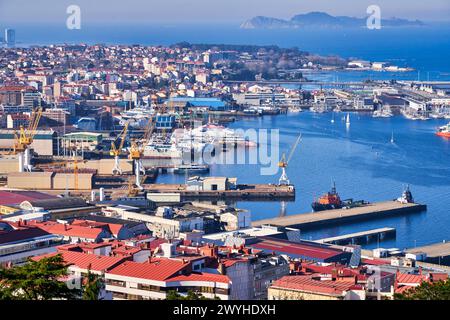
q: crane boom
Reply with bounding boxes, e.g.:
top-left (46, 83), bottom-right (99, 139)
top-left (286, 134), bottom-right (302, 165)
top-left (110, 121), bottom-right (129, 156)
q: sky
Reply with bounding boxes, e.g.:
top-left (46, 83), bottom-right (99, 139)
top-left (0, 0), bottom-right (449, 25)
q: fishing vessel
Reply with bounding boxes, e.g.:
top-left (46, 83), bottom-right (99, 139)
top-left (436, 122), bottom-right (450, 138)
top-left (373, 107), bottom-right (393, 118)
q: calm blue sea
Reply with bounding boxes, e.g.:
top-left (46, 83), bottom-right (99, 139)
top-left (157, 113), bottom-right (450, 250)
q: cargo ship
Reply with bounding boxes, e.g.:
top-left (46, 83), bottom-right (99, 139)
top-left (311, 182), bottom-right (343, 212)
top-left (436, 122), bottom-right (450, 138)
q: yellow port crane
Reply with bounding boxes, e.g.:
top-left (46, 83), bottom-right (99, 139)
top-left (109, 121), bottom-right (129, 175)
top-left (128, 115), bottom-right (156, 190)
top-left (13, 107), bottom-right (43, 172)
top-left (278, 133), bottom-right (302, 185)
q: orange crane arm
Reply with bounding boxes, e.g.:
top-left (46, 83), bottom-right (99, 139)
top-left (110, 121), bottom-right (129, 156)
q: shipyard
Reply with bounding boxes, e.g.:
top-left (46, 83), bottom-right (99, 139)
top-left (1, 6), bottom-right (450, 304)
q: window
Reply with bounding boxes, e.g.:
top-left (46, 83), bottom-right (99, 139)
top-left (215, 288), bottom-right (229, 295)
top-left (201, 286), bottom-right (214, 294)
top-left (138, 284), bottom-right (161, 292)
top-left (106, 279), bottom-right (126, 287)
top-left (112, 292), bottom-right (127, 299)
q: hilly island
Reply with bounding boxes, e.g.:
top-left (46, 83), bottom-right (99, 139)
top-left (240, 11), bottom-right (424, 29)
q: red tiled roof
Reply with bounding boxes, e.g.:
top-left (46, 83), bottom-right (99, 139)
top-left (108, 258), bottom-right (190, 281)
top-left (71, 219), bottom-right (123, 237)
top-left (0, 190), bottom-right (57, 206)
top-left (252, 237), bottom-right (343, 260)
top-left (397, 273), bottom-right (427, 285)
top-left (271, 275), bottom-right (356, 296)
top-left (34, 250), bottom-right (126, 272)
top-left (35, 222), bottom-right (107, 240)
top-left (361, 258), bottom-right (389, 266)
top-left (168, 272), bottom-right (230, 284)
top-left (429, 273), bottom-right (449, 282)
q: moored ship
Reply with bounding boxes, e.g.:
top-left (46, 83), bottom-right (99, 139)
top-left (436, 122), bottom-right (450, 138)
top-left (312, 182), bottom-right (343, 211)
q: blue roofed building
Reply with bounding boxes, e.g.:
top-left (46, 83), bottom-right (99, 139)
top-left (167, 97), bottom-right (229, 112)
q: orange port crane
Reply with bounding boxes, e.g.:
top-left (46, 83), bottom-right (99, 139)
top-left (13, 107), bottom-right (43, 172)
top-left (110, 121), bottom-right (129, 175)
top-left (128, 114), bottom-right (156, 190)
top-left (278, 133), bottom-right (302, 185)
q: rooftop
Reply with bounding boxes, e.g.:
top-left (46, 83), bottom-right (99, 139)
top-left (0, 190), bottom-right (57, 206)
top-left (108, 258), bottom-right (190, 281)
top-left (250, 237), bottom-right (346, 260)
top-left (35, 250), bottom-right (126, 272)
top-left (271, 274), bottom-right (358, 297)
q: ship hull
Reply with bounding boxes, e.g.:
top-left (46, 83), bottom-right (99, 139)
top-left (311, 203), bottom-right (343, 212)
top-left (436, 132), bottom-right (450, 138)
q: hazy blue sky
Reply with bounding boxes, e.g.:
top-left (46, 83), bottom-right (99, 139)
top-left (1, 0), bottom-right (449, 25)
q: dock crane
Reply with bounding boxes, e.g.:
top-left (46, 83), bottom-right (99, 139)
top-left (13, 107), bottom-right (43, 172)
top-left (110, 121), bottom-right (129, 175)
top-left (129, 115), bottom-right (156, 190)
top-left (278, 133), bottom-right (302, 185)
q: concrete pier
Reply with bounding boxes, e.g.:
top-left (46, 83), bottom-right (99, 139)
top-left (406, 242), bottom-right (450, 266)
top-left (143, 183), bottom-right (295, 201)
top-left (315, 227), bottom-right (396, 245)
top-left (253, 201), bottom-right (426, 228)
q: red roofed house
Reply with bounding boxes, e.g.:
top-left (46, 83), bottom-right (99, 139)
top-left (34, 249), bottom-right (128, 300)
top-left (32, 221), bottom-right (112, 243)
top-left (105, 257), bottom-right (231, 300)
top-left (0, 223), bottom-right (63, 266)
top-left (268, 274), bottom-right (366, 300)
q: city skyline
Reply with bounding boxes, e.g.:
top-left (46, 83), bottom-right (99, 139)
top-left (1, 0), bottom-right (450, 25)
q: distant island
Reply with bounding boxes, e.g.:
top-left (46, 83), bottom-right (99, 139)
top-left (241, 11), bottom-right (424, 29)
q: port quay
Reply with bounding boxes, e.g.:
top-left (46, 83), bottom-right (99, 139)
top-left (1, 30), bottom-right (450, 303)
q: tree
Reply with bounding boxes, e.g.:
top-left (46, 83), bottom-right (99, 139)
top-left (394, 280), bottom-right (450, 300)
top-left (82, 268), bottom-right (103, 300)
top-left (0, 254), bottom-right (81, 300)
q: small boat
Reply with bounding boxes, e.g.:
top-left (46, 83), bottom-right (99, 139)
top-left (331, 113), bottom-right (335, 123)
top-left (173, 163), bottom-right (210, 174)
top-left (345, 113), bottom-right (350, 125)
top-left (436, 122), bottom-right (450, 138)
top-left (390, 131), bottom-right (395, 144)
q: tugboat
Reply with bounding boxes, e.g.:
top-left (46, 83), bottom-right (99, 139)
top-left (312, 182), bottom-right (343, 212)
top-left (436, 122), bottom-right (450, 138)
top-left (397, 185), bottom-right (414, 204)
